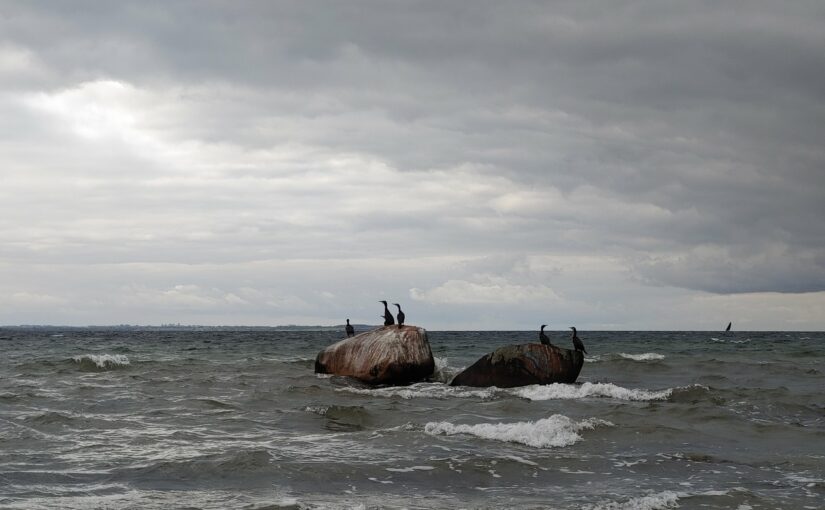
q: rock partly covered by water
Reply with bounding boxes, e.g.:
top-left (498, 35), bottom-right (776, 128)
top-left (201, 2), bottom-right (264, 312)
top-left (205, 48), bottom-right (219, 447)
top-left (450, 343), bottom-right (584, 388)
top-left (314, 325), bottom-right (435, 385)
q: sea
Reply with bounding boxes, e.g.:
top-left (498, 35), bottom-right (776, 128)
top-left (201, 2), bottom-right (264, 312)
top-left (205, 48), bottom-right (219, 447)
top-left (1, 328), bottom-right (823, 509)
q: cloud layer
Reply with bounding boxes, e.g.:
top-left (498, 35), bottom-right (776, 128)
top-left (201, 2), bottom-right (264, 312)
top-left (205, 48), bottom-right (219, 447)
top-left (1, 1), bottom-right (824, 328)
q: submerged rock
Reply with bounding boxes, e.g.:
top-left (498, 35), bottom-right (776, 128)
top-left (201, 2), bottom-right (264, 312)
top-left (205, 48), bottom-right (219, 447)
top-left (449, 343), bottom-right (584, 388)
top-left (314, 325), bottom-right (434, 385)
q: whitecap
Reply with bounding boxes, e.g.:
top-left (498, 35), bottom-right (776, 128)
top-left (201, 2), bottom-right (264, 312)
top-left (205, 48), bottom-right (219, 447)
top-left (385, 465), bottom-right (435, 472)
top-left (72, 354), bottom-right (130, 368)
top-left (431, 356), bottom-right (464, 383)
top-left (619, 352), bottom-right (665, 361)
top-left (337, 382), bottom-right (496, 400)
top-left (512, 382), bottom-right (673, 402)
top-left (584, 490), bottom-right (681, 510)
top-left (423, 414), bottom-right (613, 448)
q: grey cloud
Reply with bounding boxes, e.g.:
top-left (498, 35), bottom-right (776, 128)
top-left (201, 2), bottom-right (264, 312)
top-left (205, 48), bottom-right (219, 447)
top-left (2, 1), bottom-right (825, 327)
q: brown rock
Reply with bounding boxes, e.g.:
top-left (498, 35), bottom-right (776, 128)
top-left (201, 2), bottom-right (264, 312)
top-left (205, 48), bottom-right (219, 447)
top-left (314, 325), bottom-right (435, 385)
top-left (450, 343), bottom-right (584, 388)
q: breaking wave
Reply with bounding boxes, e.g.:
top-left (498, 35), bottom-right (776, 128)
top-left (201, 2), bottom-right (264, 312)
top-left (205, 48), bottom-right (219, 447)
top-left (338, 382), bottom-right (496, 400)
top-left (424, 414), bottom-right (613, 448)
top-left (583, 489), bottom-right (733, 510)
top-left (585, 353), bottom-right (665, 363)
top-left (583, 491), bottom-right (682, 510)
top-left (431, 356), bottom-right (462, 383)
top-left (619, 352), bottom-right (665, 361)
top-left (71, 354), bottom-right (131, 371)
top-left (512, 382), bottom-right (675, 401)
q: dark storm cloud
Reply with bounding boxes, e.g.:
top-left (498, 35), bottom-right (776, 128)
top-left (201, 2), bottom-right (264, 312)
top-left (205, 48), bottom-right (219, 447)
top-left (2, 0), bottom-right (824, 329)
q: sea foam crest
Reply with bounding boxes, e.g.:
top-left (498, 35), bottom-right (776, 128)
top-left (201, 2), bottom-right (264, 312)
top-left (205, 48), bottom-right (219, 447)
top-left (72, 354), bottom-right (131, 369)
top-left (619, 352), bottom-right (665, 361)
top-left (340, 382), bottom-right (496, 400)
top-left (424, 414), bottom-right (613, 448)
top-left (512, 382), bottom-right (672, 402)
top-left (431, 356), bottom-right (462, 383)
top-left (584, 491), bottom-right (681, 510)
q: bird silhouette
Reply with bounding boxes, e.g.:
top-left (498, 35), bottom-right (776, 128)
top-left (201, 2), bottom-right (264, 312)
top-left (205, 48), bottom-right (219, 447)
top-left (393, 303), bottom-right (405, 327)
top-left (379, 300), bottom-right (395, 326)
top-left (539, 324), bottom-right (552, 346)
top-left (570, 327), bottom-right (587, 354)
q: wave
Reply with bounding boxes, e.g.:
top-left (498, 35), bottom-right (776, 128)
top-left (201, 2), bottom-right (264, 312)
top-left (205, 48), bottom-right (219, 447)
top-left (424, 414), bottom-right (613, 448)
top-left (711, 337), bottom-right (751, 344)
top-left (338, 382), bottom-right (497, 400)
top-left (585, 353), bottom-right (666, 363)
top-left (337, 380), bottom-right (702, 403)
top-left (123, 449), bottom-right (274, 481)
top-left (71, 354), bottom-right (130, 371)
top-left (583, 491), bottom-right (682, 510)
top-left (512, 382), bottom-right (678, 402)
top-left (305, 404), bottom-right (374, 431)
top-left (584, 489), bottom-right (735, 510)
top-left (619, 352), bottom-right (665, 361)
top-left (431, 356), bottom-right (463, 383)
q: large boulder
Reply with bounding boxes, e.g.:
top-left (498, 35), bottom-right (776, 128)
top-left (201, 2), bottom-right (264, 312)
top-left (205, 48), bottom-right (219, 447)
top-left (450, 343), bottom-right (584, 388)
top-left (315, 325), bottom-right (434, 385)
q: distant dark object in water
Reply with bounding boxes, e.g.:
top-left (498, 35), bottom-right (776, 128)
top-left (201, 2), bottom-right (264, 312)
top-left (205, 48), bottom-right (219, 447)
top-left (315, 325), bottom-right (434, 385)
top-left (345, 319), bottom-right (355, 338)
top-left (539, 324), bottom-right (552, 346)
top-left (379, 300), bottom-right (395, 326)
top-left (725, 322), bottom-right (732, 332)
top-left (393, 303), bottom-right (405, 328)
top-left (570, 327), bottom-right (587, 354)
top-left (450, 343), bottom-right (583, 388)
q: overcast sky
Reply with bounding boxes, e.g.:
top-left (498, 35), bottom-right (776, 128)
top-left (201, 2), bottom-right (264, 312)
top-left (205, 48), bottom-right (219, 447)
top-left (1, 1), bottom-right (824, 329)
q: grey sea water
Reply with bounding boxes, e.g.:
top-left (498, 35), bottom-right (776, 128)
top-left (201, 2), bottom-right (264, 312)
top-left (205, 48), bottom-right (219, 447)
top-left (1, 328), bottom-right (823, 509)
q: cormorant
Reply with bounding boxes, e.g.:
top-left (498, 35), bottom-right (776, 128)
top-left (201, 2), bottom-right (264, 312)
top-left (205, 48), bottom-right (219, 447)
top-left (570, 326), bottom-right (587, 354)
top-left (539, 324), bottom-right (552, 346)
top-left (393, 303), bottom-right (405, 327)
top-left (345, 319), bottom-right (355, 338)
top-left (379, 300), bottom-right (395, 326)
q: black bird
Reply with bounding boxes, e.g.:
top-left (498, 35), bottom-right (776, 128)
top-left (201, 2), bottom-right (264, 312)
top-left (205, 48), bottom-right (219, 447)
top-left (570, 327), bottom-right (587, 354)
top-left (539, 324), bottom-right (552, 346)
top-left (379, 300), bottom-right (395, 326)
top-left (345, 319), bottom-right (355, 338)
top-left (393, 303), bottom-right (405, 327)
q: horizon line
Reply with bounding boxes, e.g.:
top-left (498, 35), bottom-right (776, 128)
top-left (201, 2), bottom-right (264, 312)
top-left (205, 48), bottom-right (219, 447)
top-left (1, 324), bottom-right (821, 332)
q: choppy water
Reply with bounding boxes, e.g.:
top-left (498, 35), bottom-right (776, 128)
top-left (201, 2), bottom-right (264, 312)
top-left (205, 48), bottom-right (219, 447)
top-left (1, 328), bottom-right (823, 509)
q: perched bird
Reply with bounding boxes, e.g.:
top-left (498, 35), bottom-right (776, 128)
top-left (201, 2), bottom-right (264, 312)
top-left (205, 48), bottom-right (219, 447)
top-left (379, 300), bottom-right (395, 326)
top-left (393, 303), bottom-right (405, 328)
top-left (345, 319), bottom-right (355, 338)
top-left (570, 327), bottom-right (587, 354)
top-left (539, 324), bottom-right (552, 346)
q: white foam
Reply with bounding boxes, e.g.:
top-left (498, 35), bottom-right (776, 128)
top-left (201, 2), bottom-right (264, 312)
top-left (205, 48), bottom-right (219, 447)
top-left (619, 352), bottom-right (665, 361)
top-left (385, 465), bottom-right (435, 472)
top-left (424, 414), bottom-right (612, 448)
top-left (338, 382), bottom-right (496, 400)
top-left (585, 491), bottom-right (681, 510)
top-left (512, 382), bottom-right (673, 402)
top-left (72, 354), bottom-right (130, 368)
top-left (432, 356), bottom-right (462, 383)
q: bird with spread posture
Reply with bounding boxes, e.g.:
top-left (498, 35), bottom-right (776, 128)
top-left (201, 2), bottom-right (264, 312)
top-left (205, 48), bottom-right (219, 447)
top-left (539, 324), bottom-right (552, 346)
top-left (570, 327), bottom-right (587, 354)
top-left (393, 303), bottom-right (405, 327)
top-left (379, 300), bottom-right (395, 326)
top-left (345, 319), bottom-right (355, 338)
